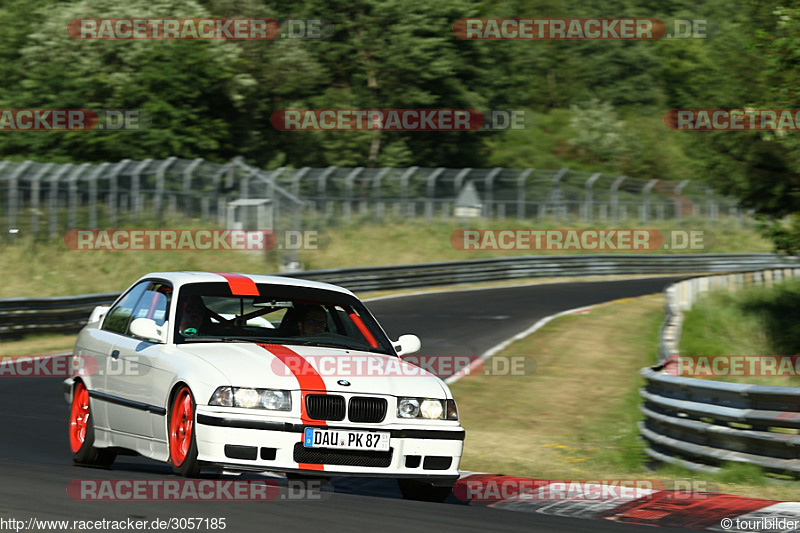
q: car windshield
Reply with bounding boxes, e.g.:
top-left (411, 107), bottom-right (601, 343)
top-left (174, 282), bottom-right (394, 354)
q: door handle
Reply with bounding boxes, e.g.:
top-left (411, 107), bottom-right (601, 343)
top-left (111, 350), bottom-right (120, 359)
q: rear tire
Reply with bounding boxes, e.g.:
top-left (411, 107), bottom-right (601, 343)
top-left (69, 382), bottom-right (116, 467)
top-left (398, 479), bottom-right (453, 502)
top-left (169, 386), bottom-right (201, 477)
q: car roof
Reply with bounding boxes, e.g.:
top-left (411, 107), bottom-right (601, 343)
top-left (134, 271), bottom-right (356, 297)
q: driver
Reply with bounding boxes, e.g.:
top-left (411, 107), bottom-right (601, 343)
top-left (296, 305), bottom-right (327, 335)
top-left (178, 294), bottom-right (210, 337)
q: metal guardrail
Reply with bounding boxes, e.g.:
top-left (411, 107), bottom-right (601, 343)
top-left (0, 253), bottom-right (796, 340)
top-left (0, 292), bottom-right (120, 339)
top-left (641, 268), bottom-right (800, 477)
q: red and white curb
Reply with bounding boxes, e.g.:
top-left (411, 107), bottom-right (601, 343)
top-left (455, 473), bottom-right (800, 531)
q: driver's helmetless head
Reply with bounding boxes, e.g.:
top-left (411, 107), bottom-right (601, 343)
top-left (297, 305), bottom-right (326, 335)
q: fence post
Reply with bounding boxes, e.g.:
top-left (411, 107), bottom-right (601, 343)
top-left (87, 163), bottom-right (109, 230)
top-left (130, 159), bottom-right (151, 222)
top-left (610, 175), bottom-right (626, 223)
top-left (483, 167), bottom-right (502, 218)
top-left (30, 162), bottom-right (54, 237)
top-left (67, 163), bottom-right (91, 231)
top-left (641, 179), bottom-right (658, 224)
top-left (399, 166), bottom-right (418, 218)
top-left (517, 169), bottom-right (533, 220)
top-left (182, 158), bottom-right (204, 218)
top-left (547, 168), bottom-right (568, 220)
top-left (583, 172), bottom-right (602, 222)
top-left (154, 157), bottom-right (176, 222)
top-left (371, 167), bottom-right (391, 221)
top-left (48, 164), bottom-right (72, 237)
top-left (425, 168), bottom-right (445, 221)
top-left (343, 167), bottom-right (364, 220)
top-left (7, 161), bottom-right (32, 234)
top-left (674, 180), bottom-right (690, 220)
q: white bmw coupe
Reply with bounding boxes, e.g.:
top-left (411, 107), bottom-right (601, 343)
top-left (64, 272), bottom-right (464, 501)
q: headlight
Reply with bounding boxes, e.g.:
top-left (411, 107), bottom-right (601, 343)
top-left (398, 397), bottom-right (455, 420)
top-left (397, 398), bottom-right (420, 418)
top-left (420, 399), bottom-right (444, 419)
top-left (208, 386), bottom-right (292, 411)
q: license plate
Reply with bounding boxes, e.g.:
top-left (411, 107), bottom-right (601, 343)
top-left (303, 427), bottom-right (390, 451)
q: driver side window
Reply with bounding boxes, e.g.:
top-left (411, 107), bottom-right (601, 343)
top-left (102, 281), bottom-right (149, 335)
top-left (102, 281), bottom-right (172, 337)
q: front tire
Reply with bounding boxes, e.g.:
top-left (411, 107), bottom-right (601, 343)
top-left (69, 382), bottom-right (116, 467)
top-left (169, 386), bottom-right (201, 477)
top-left (398, 479), bottom-right (453, 502)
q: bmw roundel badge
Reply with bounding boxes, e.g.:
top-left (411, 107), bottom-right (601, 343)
top-left (337, 379), bottom-right (351, 386)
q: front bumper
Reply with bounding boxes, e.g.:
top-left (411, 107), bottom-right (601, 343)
top-left (194, 407), bottom-right (464, 482)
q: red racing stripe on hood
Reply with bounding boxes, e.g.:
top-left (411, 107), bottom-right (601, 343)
top-left (213, 272), bottom-right (260, 296)
top-left (258, 343), bottom-right (327, 471)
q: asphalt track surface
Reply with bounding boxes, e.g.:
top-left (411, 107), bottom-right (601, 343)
top-left (1, 276), bottom-right (694, 533)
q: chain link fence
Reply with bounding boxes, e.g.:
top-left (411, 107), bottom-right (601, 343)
top-left (0, 159), bottom-right (746, 241)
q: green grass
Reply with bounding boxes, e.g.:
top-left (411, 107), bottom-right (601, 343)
top-left (451, 293), bottom-right (800, 500)
top-left (680, 279), bottom-right (800, 386)
top-left (0, 215), bottom-right (771, 298)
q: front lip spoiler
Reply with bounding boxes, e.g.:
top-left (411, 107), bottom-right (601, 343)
top-left (196, 414), bottom-right (466, 441)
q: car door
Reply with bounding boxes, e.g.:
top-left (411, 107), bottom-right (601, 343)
top-left (88, 280), bottom-right (150, 431)
top-left (105, 282), bottom-right (174, 443)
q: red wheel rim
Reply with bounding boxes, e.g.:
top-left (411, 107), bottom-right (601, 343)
top-left (69, 383), bottom-right (90, 453)
top-left (169, 388), bottom-right (193, 466)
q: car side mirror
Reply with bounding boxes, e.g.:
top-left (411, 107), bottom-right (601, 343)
top-left (130, 318), bottom-right (167, 343)
top-left (394, 334), bottom-right (421, 355)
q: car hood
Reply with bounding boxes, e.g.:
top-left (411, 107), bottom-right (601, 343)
top-left (175, 342), bottom-right (449, 398)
